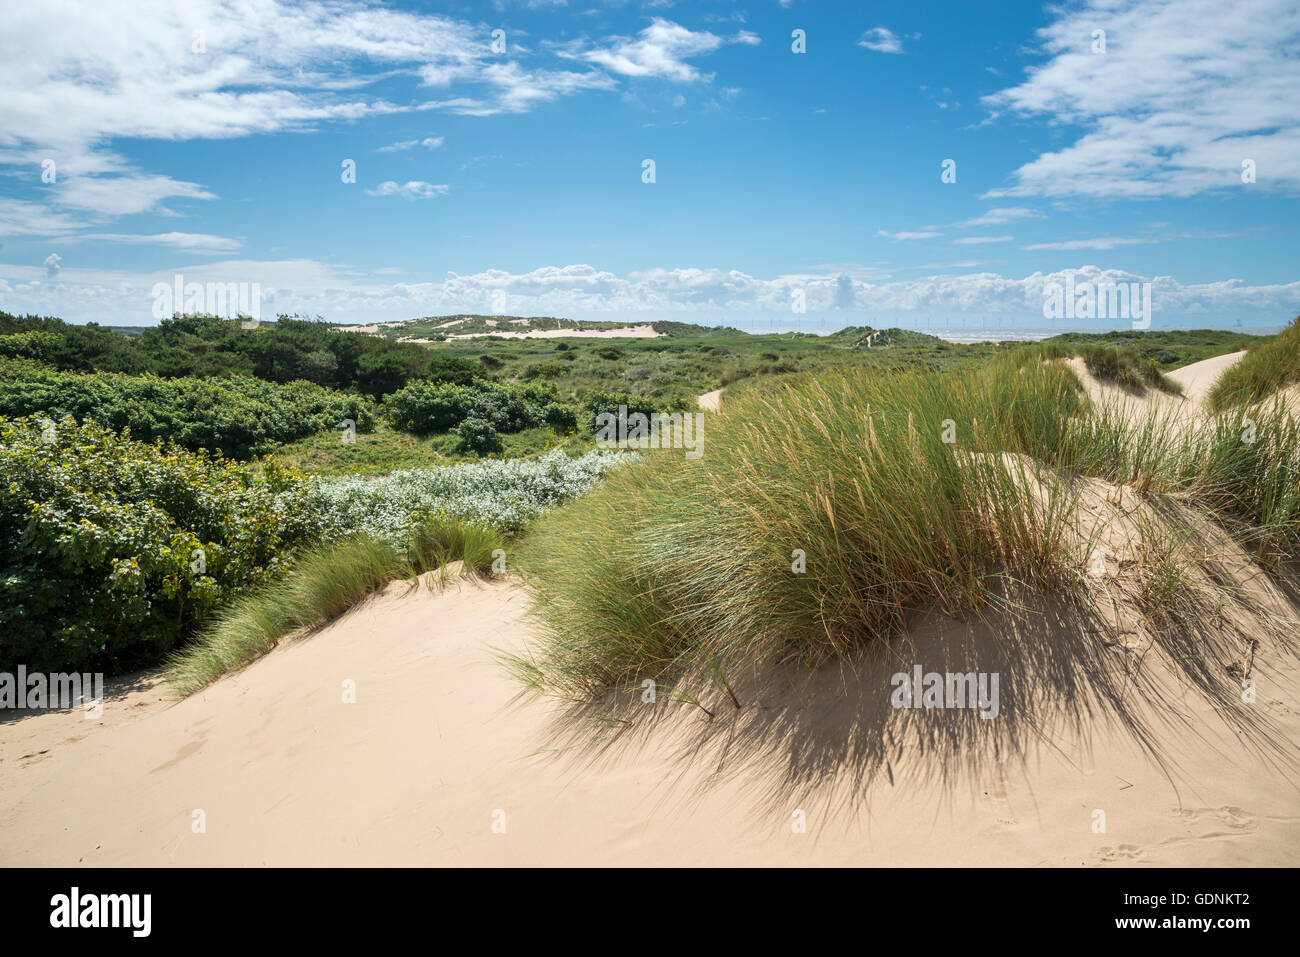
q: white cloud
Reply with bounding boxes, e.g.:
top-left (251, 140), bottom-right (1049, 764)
top-left (956, 207), bottom-right (1042, 227)
top-left (0, 199), bottom-right (87, 237)
top-left (0, 0), bottom-right (613, 231)
top-left (581, 18), bottom-right (758, 83)
top-left (954, 235), bottom-right (1013, 245)
top-left (365, 181), bottom-right (450, 199)
top-left (877, 229), bottom-right (942, 240)
top-left (1024, 237), bottom-right (1153, 251)
top-left (858, 27), bottom-right (904, 54)
top-left (72, 232), bottom-right (244, 252)
top-left (375, 136), bottom-right (446, 152)
top-left (5, 260), bottom-right (1294, 332)
top-left (43, 253), bottom-right (61, 278)
top-left (983, 0), bottom-right (1300, 198)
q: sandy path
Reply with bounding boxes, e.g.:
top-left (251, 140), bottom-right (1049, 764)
top-left (1166, 350), bottom-right (1245, 405)
top-left (697, 388), bottom-right (723, 412)
top-left (3, 573), bottom-right (1298, 867)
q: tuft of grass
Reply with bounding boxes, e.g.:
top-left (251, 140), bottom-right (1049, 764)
top-left (510, 358), bottom-right (1092, 699)
top-left (168, 517), bottom-right (503, 694)
top-left (508, 355), bottom-right (1300, 702)
top-left (1207, 315), bottom-right (1300, 411)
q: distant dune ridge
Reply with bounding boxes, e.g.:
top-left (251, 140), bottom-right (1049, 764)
top-left (3, 349), bottom-right (1299, 866)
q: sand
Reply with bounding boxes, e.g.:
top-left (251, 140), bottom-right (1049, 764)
top-left (1064, 351), bottom-right (1249, 427)
top-left (446, 323), bottom-right (662, 341)
top-left (1166, 350), bottom-right (1246, 404)
top-left (3, 561), bottom-right (1297, 866)
top-left (697, 388), bottom-right (723, 412)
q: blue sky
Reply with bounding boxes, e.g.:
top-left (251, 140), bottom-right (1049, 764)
top-left (1, 0), bottom-right (1297, 334)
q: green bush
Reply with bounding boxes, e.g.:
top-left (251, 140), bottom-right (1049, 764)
top-left (0, 416), bottom-right (324, 675)
top-left (580, 389), bottom-right (689, 433)
top-left (542, 403), bottom-right (578, 433)
top-left (384, 380), bottom-right (560, 436)
top-left (0, 360), bottom-right (375, 459)
top-left (451, 417), bottom-right (505, 456)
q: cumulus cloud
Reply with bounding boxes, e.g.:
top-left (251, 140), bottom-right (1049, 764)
top-left (43, 253), bottom-right (61, 278)
top-left (3, 260), bottom-right (1294, 332)
top-left (983, 0), bottom-right (1300, 198)
top-left (580, 18), bottom-right (759, 82)
top-left (858, 27), bottom-right (904, 54)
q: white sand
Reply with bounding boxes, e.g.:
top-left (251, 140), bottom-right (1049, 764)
top-left (1166, 350), bottom-right (1246, 404)
top-left (3, 567), bottom-right (1297, 866)
top-left (697, 388), bottom-right (723, 412)
top-left (447, 324), bottom-right (662, 341)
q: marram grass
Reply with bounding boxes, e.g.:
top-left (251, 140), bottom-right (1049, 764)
top-left (168, 516), bottom-right (502, 694)
top-left (509, 355), bottom-right (1300, 700)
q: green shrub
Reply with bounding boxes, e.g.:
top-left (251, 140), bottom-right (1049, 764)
top-left (452, 417), bottom-right (505, 456)
top-left (385, 381), bottom-right (476, 434)
top-left (0, 416), bottom-right (323, 675)
top-left (542, 403), bottom-right (578, 433)
top-left (0, 360), bottom-right (375, 459)
top-left (384, 380), bottom-right (555, 436)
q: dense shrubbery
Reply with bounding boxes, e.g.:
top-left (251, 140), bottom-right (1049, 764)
top-left (0, 312), bottom-right (483, 398)
top-left (384, 379), bottom-right (578, 439)
top-left (0, 360), bottom-right (375, 459)
top-left (0, 417), bottom-right (621, 677)
top-left (0, 416), bottom-right (325, 674)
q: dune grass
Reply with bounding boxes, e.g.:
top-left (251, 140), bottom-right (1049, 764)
top-left (1014, 341), bottom-right (1182, 394)
top-left (1207, 315), bottom-right (1300, 411)
top-left (509, 355), bottom-right (1300, 701)
top-left (168, 517), bottom-right (503, 694)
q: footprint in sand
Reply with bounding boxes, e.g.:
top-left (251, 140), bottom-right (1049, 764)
top-left (1173, 805), bottom-right (1256, 833)
top-left (1094, 843), bottom-right (1146, 863)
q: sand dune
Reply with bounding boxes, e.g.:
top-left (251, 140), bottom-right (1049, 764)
top-left (448, 323), bottom-right (662, 341)
top-left (1166, 350), bottom-right (1246, 404)
top-left (3, 559), bottom-right (1297, 866)
top-left (1065, 350), bottom-right (1248, 424)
